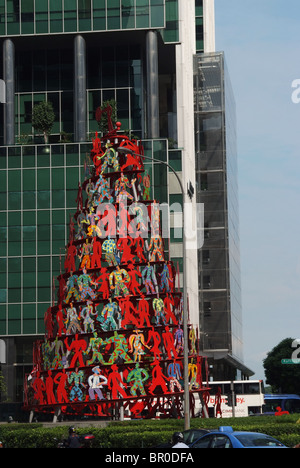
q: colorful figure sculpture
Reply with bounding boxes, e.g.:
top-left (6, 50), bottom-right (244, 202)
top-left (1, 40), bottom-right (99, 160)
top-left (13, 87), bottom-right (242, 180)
top-left (81, 301), bottom-right (97, 333)
top-left (102, 236), bottom-right (118, 266)
top-left (115, 172), bottom-right (136, 203)
top-left (152, 297), bottom-right (166, 326)
top-left (100, 143), bottom-right (119, 174)
top-left (128, 329), bottom-right (150, 362)
top-left (68, 368), bottom-right (86, 402)
top-left (88, 366), bottom-right (107, 401)
top-left (92, 173), bottom-right (114, 205)
top-left (142, 170), bottom-right (151, 200)
top-left (167, 361), bottom-right (183, 393)
top-left (25, 122), bottom-right (209, 423)
top-left (105, 331), bottom-right (132, 365)
top-left (148, 234), bottom-right (164, 262)
top-left (159, 262), bottom-right (173, 293)
top-left (65, 302), bottom-right (81, 335)
top-left (127, 363), bottom-right (149, 396)
top-left (78, 268), bottom-right (97, 301)
top-left (65, 272), bottom-right (80, 304)
top-left (141, 263), bottom-right (157, 294)
top-left (85, 332), bottom-right (106, 365)
top-left (109, 265), bottom-right (130, 297)
top-left (97, 300), bottom-right (121, 331)
top-left (79, 239), bottom-right (92, 270)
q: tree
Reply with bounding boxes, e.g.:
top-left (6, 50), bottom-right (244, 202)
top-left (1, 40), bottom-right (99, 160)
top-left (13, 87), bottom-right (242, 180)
top-left (0, 370), bottom-right (7, 401)
top-left (95, 99), bottom-right (117, 134)
top-left (32, 101), bottom-right (55, 144)
top-left (263, 338), bottom-right (300, 394)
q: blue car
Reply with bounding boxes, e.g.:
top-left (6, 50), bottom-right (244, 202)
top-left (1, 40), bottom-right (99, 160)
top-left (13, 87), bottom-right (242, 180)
top-left (189, 426), bottom-right (287, 448)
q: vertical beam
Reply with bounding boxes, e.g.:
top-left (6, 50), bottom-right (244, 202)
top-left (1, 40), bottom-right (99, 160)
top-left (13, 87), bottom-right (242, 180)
top-left (146, 30), bottom-right (159, 139)
top-left (74, 35), bottom-right (87, 142)
top-left (3, 39), bottom-right (15, 146)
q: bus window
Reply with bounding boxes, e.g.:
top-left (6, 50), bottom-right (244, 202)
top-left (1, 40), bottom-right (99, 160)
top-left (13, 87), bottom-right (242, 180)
top-left (285, 399), bottom-right (300, 414)
top-left (244, 382), bottom-right (260, 394)
top-left (264, 399), bottom-right (281, 413)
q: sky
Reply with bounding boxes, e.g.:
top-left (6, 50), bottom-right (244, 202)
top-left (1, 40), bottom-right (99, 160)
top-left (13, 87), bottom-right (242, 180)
top-left (214, 0), bottom-right (300, 381)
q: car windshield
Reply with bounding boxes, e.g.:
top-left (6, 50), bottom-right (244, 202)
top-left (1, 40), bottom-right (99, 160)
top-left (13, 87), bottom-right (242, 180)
top-left (234, 433), bottom-right (284, 447)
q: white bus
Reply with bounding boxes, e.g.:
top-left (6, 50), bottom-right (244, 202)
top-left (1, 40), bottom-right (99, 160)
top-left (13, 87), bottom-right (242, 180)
top-left (203, 380), bottom-right (265, 418)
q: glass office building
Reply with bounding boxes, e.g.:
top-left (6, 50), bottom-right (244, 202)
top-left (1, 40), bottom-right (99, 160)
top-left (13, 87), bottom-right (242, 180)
top-left (194, 52), bottom-right (250, 379)
top-left (0, 1), bottom-right (251, 414)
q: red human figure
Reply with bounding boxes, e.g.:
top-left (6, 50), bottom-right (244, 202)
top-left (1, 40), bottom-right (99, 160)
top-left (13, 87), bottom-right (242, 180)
top-left (91, 237), bottom-right (102, 269)
top-left (116, 237), bottom-right (134, 264)
top-left (118, 296), bottom-right (139, 328)
top-left (57, 275), bottom-right (66, 304)
top-left (64, 334), bottom-right (87, 368)
top-left (107, 364), bottom-right (127, 400)
top-left (54, 369), bottom-right (69, 404)
top-left (76, 182), bottom-right (83, 212)
top-left (127, 263), bottom-right (142, 296)
top-left (45, 370), bottom-right (56, 405)
top-left (64, 241), bottom-right (77, 273)
top-left (146, 327), bottom-right (162, 360)
top-left (56, 303), bottom-right (66, 336)
top-left (148, 360), bottom-right (170, 395)
top-left (95, 267), bottom-right (110, 299)
top-left (164, 294), bottom-right (178, 325)
top-left (44, 307), bottom-right (54, 340)
top-left (133, 237), bottom-right (146, 262)
top-left (137, 295), bottom-right (151, 328)
top-left (162, 326), bottom-right (178, 359)
top-left (32, 371), bottom-right (46, 405)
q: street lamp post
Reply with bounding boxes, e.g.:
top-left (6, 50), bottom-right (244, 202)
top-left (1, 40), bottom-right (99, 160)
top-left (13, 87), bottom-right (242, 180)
top-left (117, 146), bottom-right (190, 430)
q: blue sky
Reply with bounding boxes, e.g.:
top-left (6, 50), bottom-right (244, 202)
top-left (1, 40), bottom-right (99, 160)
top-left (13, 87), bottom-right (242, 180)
top-left (214, 0), bottom-right (300, 381)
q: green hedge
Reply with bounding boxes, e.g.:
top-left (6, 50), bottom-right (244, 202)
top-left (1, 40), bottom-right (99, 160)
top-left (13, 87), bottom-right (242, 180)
top-left (1, 415), bottom-right (300, 448)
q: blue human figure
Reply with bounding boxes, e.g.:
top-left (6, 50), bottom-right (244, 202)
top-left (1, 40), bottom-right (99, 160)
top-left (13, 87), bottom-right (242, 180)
top-left (159, 262), bottom-right (173, 293)
top-left (97, 301), bottom-right (121, 331)
top-left (167, 361), bottom-right (183, 393)
top-left (141, 263), bottom-right (157, 294)
top-left (92, 174), bottom-right (114, 205)
top-left (65, 272), bottom-right (80, 304)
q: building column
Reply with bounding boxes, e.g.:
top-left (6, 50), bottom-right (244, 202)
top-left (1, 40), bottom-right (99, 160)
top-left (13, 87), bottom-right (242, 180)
top-left (74, 35), bottom-right (87, 142)
top-left (3, 39), bottom-right (15, 146)
top-left (146, 30), bottom-right (159, 139)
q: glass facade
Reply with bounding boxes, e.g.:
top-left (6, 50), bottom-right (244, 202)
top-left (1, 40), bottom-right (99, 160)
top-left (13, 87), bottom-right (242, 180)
top-left (0, 0), bottom-right (168, 36)
top-left (11, 43), bottom-right (143, 144)
top-left (194, 52), bottom-right (243, 368)
top-left (0, 140), bottom-right (181, 403)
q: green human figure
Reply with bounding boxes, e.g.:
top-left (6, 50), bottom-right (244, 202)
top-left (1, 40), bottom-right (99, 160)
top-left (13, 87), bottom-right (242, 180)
top-left (85, 332), bottom-right (106, 365)
top-left (100, 143), bottom-right (119, 174)
top-left (50, 336), bottom-right (65, 369)
top-left (153, 297), bottom-right (166, 326)
top-left (127, 363), bottom-right (149, 396)
top-left (105, 331), bottom-right (132, 365)
top-left (68, 369), bottom-right (86, 402)
top-left (41, 340), bottom-right (52, 370)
